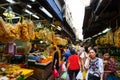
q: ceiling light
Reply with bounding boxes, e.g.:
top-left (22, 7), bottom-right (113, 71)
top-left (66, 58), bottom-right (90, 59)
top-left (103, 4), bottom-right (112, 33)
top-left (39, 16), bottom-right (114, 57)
top-left (27, 5), bottom-right (32, 8)
top-left (6, 0), bottom-right (15, 3)
top-left (24, 9), bottom-right (33, 15)
top-left (24, 9), bottom-right (39, 19)
top-left (30, 0), bottom-right (36, 2)
top-left (39, 7), bottom-right (53, 18)
top-left (57, 26), bottom-right (62, 31)
top-left (32, 14), bottom-right (39, 19)
top-left (102, 28), bottom-right (111, 33)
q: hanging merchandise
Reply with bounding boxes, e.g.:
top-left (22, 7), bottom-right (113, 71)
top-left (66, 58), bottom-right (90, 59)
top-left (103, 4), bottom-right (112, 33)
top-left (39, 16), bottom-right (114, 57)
top-left (0, 17), bottom-right (35, 43)
top-left (4, 42), bottom-right (16, 55)
top-left (20, 20), bottom-right (35, 41)
top-left (106, 30), bottom-right (114, 45)
top-left (114, 27), bottom-right (120, 48)
top-left (99, 36), bottom-right (106, 45)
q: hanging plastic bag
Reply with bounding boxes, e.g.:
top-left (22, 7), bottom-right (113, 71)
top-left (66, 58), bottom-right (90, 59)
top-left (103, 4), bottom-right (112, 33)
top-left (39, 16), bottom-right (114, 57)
top-left (61, 71), bottom-right (67, 79)
top-left (80, 52), bottom-right (85, 59)
top-left (76, 71), bottom-right (83, 80)
top-left (82, 71), bottom-right (87, 79)
top-left (60, 62), bottom-right (67, 71)
top-left (52, 68), bottom-right (59, 78)
top-left (66, 74), bottom-right (70, 80)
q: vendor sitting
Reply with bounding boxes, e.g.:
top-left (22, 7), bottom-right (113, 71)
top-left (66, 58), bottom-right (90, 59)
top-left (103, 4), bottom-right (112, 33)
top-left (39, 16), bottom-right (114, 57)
top-left (30, 43), bottom-right (39, 53)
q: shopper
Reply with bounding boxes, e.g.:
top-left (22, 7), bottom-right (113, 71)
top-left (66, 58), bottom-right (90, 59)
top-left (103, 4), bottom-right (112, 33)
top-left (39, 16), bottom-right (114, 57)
top-left (51, 46), bottom-right (59, 71)
top-left (62, 46), bottom-right (71, 65)
top-left (67, 48), bottom-right (81, 80)
top-left (103, 51), bottom-right (118, 80)
top-left (85, 48), bottom-right (104, 80)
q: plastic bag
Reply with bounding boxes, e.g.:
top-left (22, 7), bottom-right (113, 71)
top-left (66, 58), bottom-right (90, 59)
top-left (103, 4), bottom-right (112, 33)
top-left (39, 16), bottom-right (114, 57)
top-left (61, 71), bottom-right (67, 79)
top-left (60, 62), bottom-right (67, 71)
top-left (52, 68), bottom-right (59, 78)
top-left (80, 52), bottom-right (85, 59)
top-left (66, 74), bottom-right (70, 80)
top-left (76, 71), bottom-right (83, 80)
top-left (82, 71), bottom-right (87, 79)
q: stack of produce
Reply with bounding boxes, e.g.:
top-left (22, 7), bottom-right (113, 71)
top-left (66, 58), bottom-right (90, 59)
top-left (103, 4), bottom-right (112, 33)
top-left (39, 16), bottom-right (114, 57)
top-left (114, 28), bottom-right (120, 48)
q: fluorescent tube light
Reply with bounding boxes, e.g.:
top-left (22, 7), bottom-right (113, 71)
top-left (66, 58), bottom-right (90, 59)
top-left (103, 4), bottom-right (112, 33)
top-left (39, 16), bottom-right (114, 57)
top-left (39, 7), bottom-right (53, 18)
top-left (24, 9), bottom-right (39, 19)
top-left (6, 0), bottom-right (15, 3)
top-left (102, 28), bottom-right (111, 33)
top-left (32, 14), bottom-right (39, 19)
top-left (27, 5), bottom-right (32, 8)
top-left (24, 9), bottom-right (33, 15)
top-left (30, 0), bottom-right (36, 2)
top-left (57, 26), bottom-right (62, 31)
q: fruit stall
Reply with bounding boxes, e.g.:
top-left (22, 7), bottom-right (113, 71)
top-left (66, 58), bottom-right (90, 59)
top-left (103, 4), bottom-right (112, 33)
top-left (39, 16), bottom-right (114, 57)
top-left (0, 13), bottom-right (68, 79)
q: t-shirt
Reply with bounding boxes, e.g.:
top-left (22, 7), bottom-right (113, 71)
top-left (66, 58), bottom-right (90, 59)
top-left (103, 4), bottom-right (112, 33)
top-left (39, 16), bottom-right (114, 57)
top-left (104, 59), bottom-right (116, 72)
top-left (85, 58), bottom-right (104, 77)
top-left (64, 50), bottom-right (71, 63)
top-left (68, 54), bottom-right (80, 70)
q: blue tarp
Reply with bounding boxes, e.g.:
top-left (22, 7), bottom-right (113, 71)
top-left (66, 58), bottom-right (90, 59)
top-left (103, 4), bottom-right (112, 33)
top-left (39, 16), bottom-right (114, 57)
top-left (46, 0), bottom-right (63, 21)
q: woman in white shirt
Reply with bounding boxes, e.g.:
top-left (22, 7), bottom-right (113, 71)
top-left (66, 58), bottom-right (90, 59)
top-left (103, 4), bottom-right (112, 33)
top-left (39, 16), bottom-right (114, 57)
top-left (84, 48), bottom-right (104, 80)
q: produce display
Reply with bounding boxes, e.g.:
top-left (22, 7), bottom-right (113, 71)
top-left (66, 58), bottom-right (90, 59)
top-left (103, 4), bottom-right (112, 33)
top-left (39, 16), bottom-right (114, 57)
top-left (114, 28), bottom-right (120, 48)
top-left (39, 29), bottom-right (55, 43)
top-left (28, 53), bottom-right (52, 65)
top-left (0, 64), bottom-right (23, 80)
top-left (106, 30), bottom-right (113, 45)
top-left (95, 28), bottom-right (120, 47)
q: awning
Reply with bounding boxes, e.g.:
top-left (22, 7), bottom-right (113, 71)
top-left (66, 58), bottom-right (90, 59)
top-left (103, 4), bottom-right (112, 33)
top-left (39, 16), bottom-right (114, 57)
top-left (46, 0), bottom-right (64, 21)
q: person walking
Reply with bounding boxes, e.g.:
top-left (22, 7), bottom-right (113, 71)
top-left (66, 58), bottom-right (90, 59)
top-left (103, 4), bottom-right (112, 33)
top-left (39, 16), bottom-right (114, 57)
top-left (67, 48), bottom-right (81, 80)
top-left (51, 46), bottom-right (59, 71)
top-left (85, 48), bottom-right (104, 80)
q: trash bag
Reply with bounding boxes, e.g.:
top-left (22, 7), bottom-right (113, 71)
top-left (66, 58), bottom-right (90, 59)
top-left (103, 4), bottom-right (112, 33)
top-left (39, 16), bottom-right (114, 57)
top-left (52, 68), bottom-right (59, 78)
top-left (76, 71), bottom-right (83, 80)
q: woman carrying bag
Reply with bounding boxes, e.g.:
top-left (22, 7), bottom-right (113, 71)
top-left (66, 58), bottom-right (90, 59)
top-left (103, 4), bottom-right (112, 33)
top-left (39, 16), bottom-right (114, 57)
top-left (67, 48), bottom-right (82, 80)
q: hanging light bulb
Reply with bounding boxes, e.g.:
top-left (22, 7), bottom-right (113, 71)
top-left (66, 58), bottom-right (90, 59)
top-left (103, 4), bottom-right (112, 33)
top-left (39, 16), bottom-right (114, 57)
top-left (3, 6), bottom-right (15, 17)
